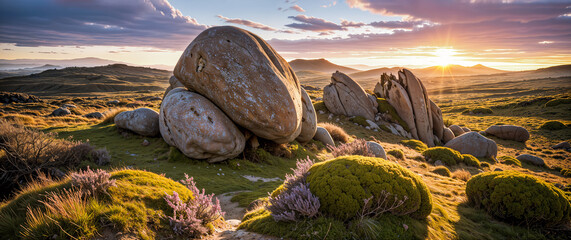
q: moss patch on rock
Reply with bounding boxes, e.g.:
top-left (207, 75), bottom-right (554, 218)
top-left (377, 98), bottom-right (410, 131)
top-left (306, 155), bottom-right (432, 220)
top-left (466, 170), bottom-right (571, 227)
top-left (400, 139), bottom-right (428, 153)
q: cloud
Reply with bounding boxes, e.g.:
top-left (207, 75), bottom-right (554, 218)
top-left (286, 15), bottom-right (344, 31)
top-left (369, 20), bottom-right (425, 29)
top-left (217, 15), bottom-right (277, 31)
top-left (289, 5), bottom-right (305, 12)
top-left (322, 1), bottom-right (337, 8)
top-left (341, 19), bottom-right (366, 28)
top-left (0, 0), bottom-right (207, 50)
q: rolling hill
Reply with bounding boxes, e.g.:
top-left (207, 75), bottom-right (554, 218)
top-left (289, 58), bottom-right (359, 74)
top-left (0, 64), bottom-right (171, 96)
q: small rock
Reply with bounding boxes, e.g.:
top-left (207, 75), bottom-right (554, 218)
top-left (449, 125), bottom-right (465, 137)
top-left (142, 139), bottom-right (150, 146)
top-left (494, 168), bottom-right (503, 171)
top-left (366, 120), bottom-right (380, 130)
top-left (313, 127), bottom-right (335, 147)
top-left (61, 104), bottom-right (77, 108)
top-left (516, 154), bottom-right (545, 166)
top-left (115, 108), bottom-right (160, 136)
top-left (366, 141), bottom-right (387, 159)
top-left (552, 141), bottom-right (570, 149)
top-left (50, 107), bottom-right (71, 116)
top-left (106, 100), bottom-right (120, 105)
top-left (434, 160), bottom-right (444, 166)
top-left (461, 127), bottom-right (471, 132)
top-left (83, 112), bottom-right (103, 119)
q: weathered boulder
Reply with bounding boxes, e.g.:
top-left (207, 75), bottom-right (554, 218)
top-left (163, 75), bottom-right (186, 99)
top-left (174, 26), bottom-right (302, 144)
top-left (159, 88), bottom-right (245, 162)
top-left (516, 154), bottom-right (545, 166)
top-left (50, 107), bottom-right (71, 116)
top-left (444, 132), bottom-right (497, 158)
top-left (403, 69), bottom-right (434, 147)
top-left (374, 78), bottom-right (418, 139)
top-left (442, 127), bottom-right (455, 143)
top-left (429, 100), bottom-right (444, 140)
top-left (484, 125), bottom-right (530, 142)
top-left (115, 107), bottom-right (160, 137)
top-left (449, 125), bottom-right (465, 137)
top-left (313, 127), bottom-right (335, 147)
top-left (366, 141), bottom-right (387, 159)
top-left (323, 71), bottom-right (377, 120)
top-left (552, 141), bottom-right (571, 150)
top-left (83, 112), bottom-right (103, 119)
top-left (295, 88), bottom-right (317, 143)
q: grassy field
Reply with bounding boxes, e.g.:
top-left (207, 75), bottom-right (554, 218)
top-left (1, 66), bottom-right (570, 239)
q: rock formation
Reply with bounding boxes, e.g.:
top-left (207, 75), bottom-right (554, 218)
top-left (160, 88), bottom-right (245, 162)
top-left (323, 71), bottom-right (377, 120)
top-left (295, 88), bottom-right (317, 143)
top-left (484, 125), bottom-right (530, 142)
top-left (174, 26), bottom-right (303, 144)
top-left (115, 108), bottom-right (160, 137)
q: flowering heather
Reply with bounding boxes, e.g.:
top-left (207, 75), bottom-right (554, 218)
top-left (70, 167), bottom-right (116, 197)
top-left (359, 190), bottom-right (408, 219)
top-left (267, 183), bottom-right (320, 222)
top-left (283, 156), bottom-right (315, 189)
top-left (328, 138), bottom-right (374, 158)
top-left (164, 174), bottom-right (224, 236)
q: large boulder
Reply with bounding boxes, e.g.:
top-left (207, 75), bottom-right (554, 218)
top-left (515, 154), bottom-right (545, 166)
top-left (484, 125), bottom-right (530, 142)
top-left (429, 100), bottom-right (444, 140)
top-left (403, 69), bottom-right (434, 147)
top-left (444, 132), bottom-right (497, 158)
top-left (295, 88), bottom-right (317, 143)
top-left (323, 71), bottom-right (377, 120)
top-left (115, 108), bottom-right (160, 136)
top-left (174, 26), bottom-right (302, 144)
top-left (163, 75), bottom-right (185, 99)
top-left (159, 88), bottom-right (245, 162)
top-left (374, 77), bottom-right (418, 139)
top-left (313, 127), bottom-right (335, 147)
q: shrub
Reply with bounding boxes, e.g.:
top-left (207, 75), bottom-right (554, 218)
top-left (387, 149), bottom-right (405, 159)
top-left (498, 156), bottom-right (521, 167)
top-left (328, 138), bottom-right (374, 158)
top-left (319, 122), bottom-right (350, 143)
top-left (545, 98), bottom-right (571, 107)
top-left (561, 169), bottom-right (571, 178)
top-left (376, 98), bottom-right (409, 131)
top-left (540, 121), bottom-right (566, 130)
top-left (400, 139), bottom-right (428, 152)
top-left (422, 147), bottom-right (463, 166)
top-left (90, 147), bottom-right (111, 165)
top-left (462, 107), bottom-right (493, 115)
top-left (70, 167), bottom-right (116, 197)
top-left (452, 170), bottom-right (471, 181)
top-left (350, 116), bottom-right (370, 127)
top-left (0, 121), bottom-right (95, 196)
top-left (306, 155), bottom-right (432, 220)
top-left (164, 174), bottom-right (224, 237)
top-left (480, 162), bottom-right (491, 168)
top-left (466, 171), bottom-right (571, 226)
top-left (461, 154), bottom-right (481, 167)
top-left (431, 166), bottom-right (451, 177)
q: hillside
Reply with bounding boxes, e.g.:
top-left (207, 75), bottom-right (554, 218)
top-left (289, 58), bottom-right (359, 74)
top-left (0, 64), bottom-right (171, 96)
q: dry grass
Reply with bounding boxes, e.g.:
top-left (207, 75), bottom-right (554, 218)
top-left (318, 122), bottom-right (351, 144)
top-left (452, 169), bottom-right (472, 181)
top-left (101, 107), bottom-right (131, 124)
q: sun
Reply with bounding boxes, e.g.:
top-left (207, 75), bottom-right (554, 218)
top-left (434, 48), bottom-right (457, 67)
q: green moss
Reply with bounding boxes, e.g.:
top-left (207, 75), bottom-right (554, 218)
top-left (432, 166), bottom-right (451, 177)
top-left (238, 208), bottom-right (351, 239)
top-left (377, 98), bottom-right (410, 131)
top-left (545, 98), bottom-right (571, 107)
top-left (422, 147), bottom-right (463, 166)
top-left (498, 156), bottom-right (522, 167)
top-left (306, 156), bottom-right (432, 221)
top-left (313, 101), bottom-right (327, 112)
top-left (466, 171), bottom-right (571, 226)
top-left (350, 116), bottom-right (369, 127)
top-left (561, 169), bottom-right (571, 178)
top-left (461, 154), bottom-right (481, 168)
top-left (387, 149), bottom-right (405, 159)
top-left (400, 139), bottom-right (428, 152)
top-left (539, 120), bottom-right (567, 130)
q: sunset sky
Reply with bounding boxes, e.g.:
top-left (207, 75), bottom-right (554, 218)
top-left (0, 0), bottom-right (569, 70)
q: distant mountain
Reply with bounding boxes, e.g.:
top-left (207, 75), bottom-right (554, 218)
top-left (289, 58), bottom-right (359, 74)
top-left (0, 57), bottom-right (123, 69)
top-left (0, 64), bottom-right (63, 78)
top-left (414, 64), bottom-right (509, 77)
top-left (349, 67), bottom-right (402, 79)
top-left (0, 64), bottom-right (171, 96)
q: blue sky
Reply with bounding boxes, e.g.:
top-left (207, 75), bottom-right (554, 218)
top-left (0, 0), bottom-right (569, 70)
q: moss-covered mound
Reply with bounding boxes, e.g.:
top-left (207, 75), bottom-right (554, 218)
top-left (499, 156), bottom-right (522, 167)
top-left (545, 98), bottom-right (571, 107)
top-left (461, 154), bottom-right (481, 167)
top-left (377, 98), bottom-right (410, 131)
top-left (540, 120), bottom-right (567, 130)
top-left (0, 169), bottom-right (196, 239)
top-left (466, 171), bottom-right (571, 226)
top-left (422, 147), bottom-right (463, 166)
top-left (387, 149), bottom-right (405, 159)
top-left (431, 166), bottom-right (451, 177)
top-left (306, 156), bottom-right (432, 220)
top-left (400, 139), bottom-right (428, 152)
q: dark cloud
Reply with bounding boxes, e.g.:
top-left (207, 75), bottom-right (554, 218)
top-left (286, 15), bottom-right (344, 31)
top-left (369, 20), bottom-right (424, 29)
top-left (0, 0), bottom-right (207, 50)
top-left (217, 15), bottom-right (277, 31)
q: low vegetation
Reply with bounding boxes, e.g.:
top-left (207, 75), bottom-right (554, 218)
top-left (540, 120), bottom-right (567, 130)
top-left (431, 166), bottom-right (451, 177)
top-left (318, 122), bottom-right (351, 143)
top-left (400, 139), bottom-right (428, 152)
top-left (499, 155), bottom-right (522, 167)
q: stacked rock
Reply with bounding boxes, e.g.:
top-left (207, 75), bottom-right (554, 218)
top-left (160, 26), bottom-right (317, 162)
top-left (323, 71), bottom-right (378, 121)
top-left (374, 69), bottom-right (448, 147)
